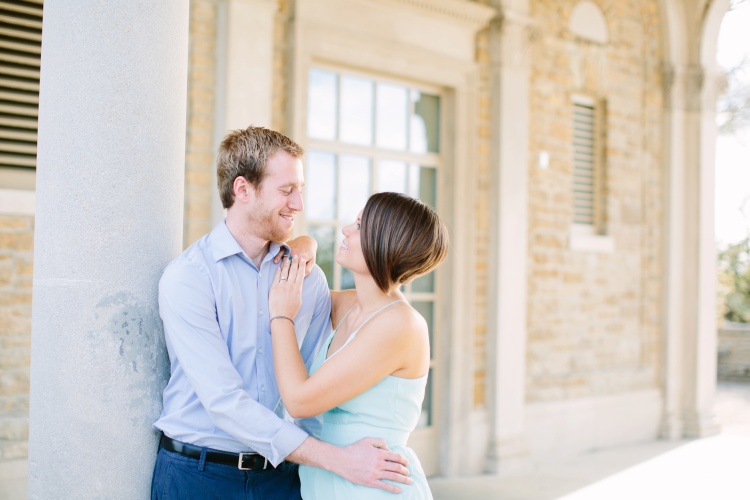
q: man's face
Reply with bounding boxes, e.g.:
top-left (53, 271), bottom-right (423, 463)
top-left (247, 151), bottom-right (304, 242)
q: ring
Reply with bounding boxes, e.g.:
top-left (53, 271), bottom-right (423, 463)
top-left (280, 278), bottom-right (288, 281)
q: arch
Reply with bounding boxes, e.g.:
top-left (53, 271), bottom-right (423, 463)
top-left (569, 1), bottom-right (609, 43)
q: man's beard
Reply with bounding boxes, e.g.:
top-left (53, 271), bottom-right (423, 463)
top-left (249, 208), bottom-right (292, 243)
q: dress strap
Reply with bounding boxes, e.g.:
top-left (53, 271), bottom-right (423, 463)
top-left (332, 303), bottom-right (357, 333)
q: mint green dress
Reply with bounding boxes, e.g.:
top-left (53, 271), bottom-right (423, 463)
top-left (299, 301), bottom-right (433, 499)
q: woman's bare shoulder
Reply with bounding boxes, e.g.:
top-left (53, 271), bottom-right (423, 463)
top-left (389, 302), bottom-right (427, 331)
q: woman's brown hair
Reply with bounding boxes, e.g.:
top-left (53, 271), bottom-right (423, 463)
top-left (360, 192), bottom-right (449, 293)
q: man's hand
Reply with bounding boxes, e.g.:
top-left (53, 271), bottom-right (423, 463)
top-left (286, 437), bottom-right (411, 494)
top-left (333, 438), bottom-right (412, 493)
top-left (273, 236), bottom-right (317, 275)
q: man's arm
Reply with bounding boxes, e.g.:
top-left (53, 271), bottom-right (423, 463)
top-left (286, 437), bottom-right (412, 494)
top-left (159, 260), bottom-right (307, 466)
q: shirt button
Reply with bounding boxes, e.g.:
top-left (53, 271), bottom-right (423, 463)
top-left (261, 385), bottom-right (265, 391)
top-left (259, 272), bottom-right (262, 278)
top-left (258, 347), bottom-right (264, 354)
top-left (258, 310), bottom-right (263, 316)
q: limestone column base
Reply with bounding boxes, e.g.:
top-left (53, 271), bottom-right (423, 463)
top-left (486, 435), bottom-right (532, 476)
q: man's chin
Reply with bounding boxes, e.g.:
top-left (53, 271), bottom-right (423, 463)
top-left (273, 228), bottom-right (293, 243)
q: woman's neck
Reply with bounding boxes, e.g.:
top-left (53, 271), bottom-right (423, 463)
top-left (351, 273), bottom-right (401, 315)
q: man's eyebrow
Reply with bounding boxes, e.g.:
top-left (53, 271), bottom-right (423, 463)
top-left (279, 181), bottom-right (304, 188)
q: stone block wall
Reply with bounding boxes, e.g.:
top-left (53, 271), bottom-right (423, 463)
top-left (0, 214), bottom-right (33, 461)
top-left (184, 0), bottom-right (218, 246)
top-left (718, 323), bottom-right (750, 380)
top-left (472, 4), bottom-right (492, 409)
top-left (524, 0), bottom-right (664, 402)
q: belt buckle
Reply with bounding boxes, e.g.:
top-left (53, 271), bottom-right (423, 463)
top-left (238, 452), bottom-right (268, 470)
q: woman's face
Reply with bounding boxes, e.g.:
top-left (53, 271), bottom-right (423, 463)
top-left (336, 210), bottom-right (367, 273)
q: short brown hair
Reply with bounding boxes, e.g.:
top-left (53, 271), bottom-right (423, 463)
top-left (360, 192), bottom-right (449, 293)
top-left (216, 126), bottom-right (305, 209)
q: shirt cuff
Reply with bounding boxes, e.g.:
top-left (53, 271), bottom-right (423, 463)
top-left (268, 420), bottom-right (308, 466)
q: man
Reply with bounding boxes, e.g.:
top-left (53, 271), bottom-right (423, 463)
top-left (151, 126), bottom-right (410, 498)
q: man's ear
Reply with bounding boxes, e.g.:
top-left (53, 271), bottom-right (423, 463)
top-left (233, 176), bottom-right (256, 204)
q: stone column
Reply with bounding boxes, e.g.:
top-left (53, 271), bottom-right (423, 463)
top-left (681, 63), bottom-right (721, 438)
top-left (28, 1), bottom-right (188, 498)
top-left (485, 7), bottom-right (532, 475)
top-left (659, 63), bottom-right (687, 439)
top-left (660, 62), bottom-right (720, 440)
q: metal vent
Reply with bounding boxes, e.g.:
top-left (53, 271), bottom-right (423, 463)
top-left (0, 0), bottom-right (42, 169)
top-left (572, 101), bottom-right (596, 225)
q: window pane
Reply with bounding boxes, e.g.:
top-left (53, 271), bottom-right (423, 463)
top-left (340, 76), bottom-right (373, 145)
top-left (376, 83), bottom-right (408, 150)
top-left (411, 272), bottom-right (434, 293)
top-left (409, 164), bottom-right (437, 208)
top-left (410, 91), bottom-right (440, 153)
top-left (418, 368), bottom-right (433, 427)
top-left (309, 225), bottom-right (335, 288)
top-left (339, 155), bottom-right (370, 222)
top-left (308, 70), bottom-right (337, 140)
top-left (377, 159), bottom-right (407, 193)
top-left (412, 301), bottom-right (434, 355)
top-left (341, 267), bottom-right (355, 290)
top-left (306, 151), bottom-right (336, 219)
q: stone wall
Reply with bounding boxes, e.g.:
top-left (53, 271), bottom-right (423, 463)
top-left (524, 0), bottom-right (664, 402)
top-left (184, 0), bottom-right (218, 246)
top-left (0, 214), bottom-right (33, 462)
top-left (718, 323), bottom-right (750, 380)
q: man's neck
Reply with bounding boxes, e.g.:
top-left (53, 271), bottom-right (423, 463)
top-left (225, 213), bottom-right (270, 268)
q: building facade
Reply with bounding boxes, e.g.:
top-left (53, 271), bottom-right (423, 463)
top-left (0, 0), bottom-right (729, 496)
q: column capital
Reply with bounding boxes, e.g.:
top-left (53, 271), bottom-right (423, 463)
top-left (663, 63), bottom-right (707, 112)
top-left (489, 10), bottom-right (535, 70)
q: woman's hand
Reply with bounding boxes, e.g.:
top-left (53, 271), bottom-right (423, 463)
top-left (269, 255), bottom-right (307, 320)
top-left (273, 236), bottom-right (317, 276)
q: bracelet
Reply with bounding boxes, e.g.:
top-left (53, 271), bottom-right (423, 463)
top-left (269, 315), bottom-right (295, 327)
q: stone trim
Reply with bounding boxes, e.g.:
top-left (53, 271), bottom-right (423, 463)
top-left (388, 0), bottom-right (496, 28)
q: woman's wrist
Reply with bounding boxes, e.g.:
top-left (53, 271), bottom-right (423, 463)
top-left (270, 315), bottom-right (295, 327)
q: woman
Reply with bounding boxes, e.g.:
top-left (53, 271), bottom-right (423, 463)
top-left (269, 192), bottom-right (448, 498)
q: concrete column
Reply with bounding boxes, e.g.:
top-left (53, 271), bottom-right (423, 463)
top-left (660, 62), bottom-right (720, 440)
top-left (485, 7), bottom-right (532, 475)
top-left (659, 63), bottom-right (687, 439)
top-left (28, 1), bottom-right (188, 498)
top-left (212, 0), bottom-right (278, 224)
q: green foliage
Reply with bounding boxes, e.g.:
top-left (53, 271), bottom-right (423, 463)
top-left (718, 61), bottom-right (750, 135)
top-left (718, 237), bottom-right (750, 323)
top-left (718, 1), bottom-right (750, 134)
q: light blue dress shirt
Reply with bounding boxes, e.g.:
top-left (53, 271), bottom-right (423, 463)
top-left (154, 221), bottom-right (331, 466)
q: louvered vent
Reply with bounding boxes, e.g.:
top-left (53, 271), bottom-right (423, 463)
top-left (0, 0), bottom-right (42, 169)
top-left (572, 101), bottom-right (596, 226)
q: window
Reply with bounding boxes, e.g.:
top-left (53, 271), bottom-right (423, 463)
top-left (305, 67), bottom-right (441, 427)
top-left (0, 1), bottom-right (42, 172)
top-left (570, 95), bottom-right (613, 251)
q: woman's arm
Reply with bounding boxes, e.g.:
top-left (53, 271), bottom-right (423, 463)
top-left (269, 257), bottom-right (427, 418)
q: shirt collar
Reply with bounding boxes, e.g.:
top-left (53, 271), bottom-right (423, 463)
top-left (211, 221), bottom-right (290, 263)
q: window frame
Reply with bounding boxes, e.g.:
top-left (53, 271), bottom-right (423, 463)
top-left (569, 93), bottom-right (614, 253)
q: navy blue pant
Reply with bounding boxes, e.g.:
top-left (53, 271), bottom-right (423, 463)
top-left (151, 447), bottom-right (302, 500)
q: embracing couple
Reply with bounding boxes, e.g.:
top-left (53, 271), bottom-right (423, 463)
top-left (150, 126), bottom-right (448, 499)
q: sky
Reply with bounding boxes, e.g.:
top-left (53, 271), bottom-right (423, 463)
top-left (715, 2), bottom-right (750, 247)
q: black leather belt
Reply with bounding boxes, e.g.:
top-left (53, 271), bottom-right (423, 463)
top-left (159, 433), bottom-right (276, 471)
